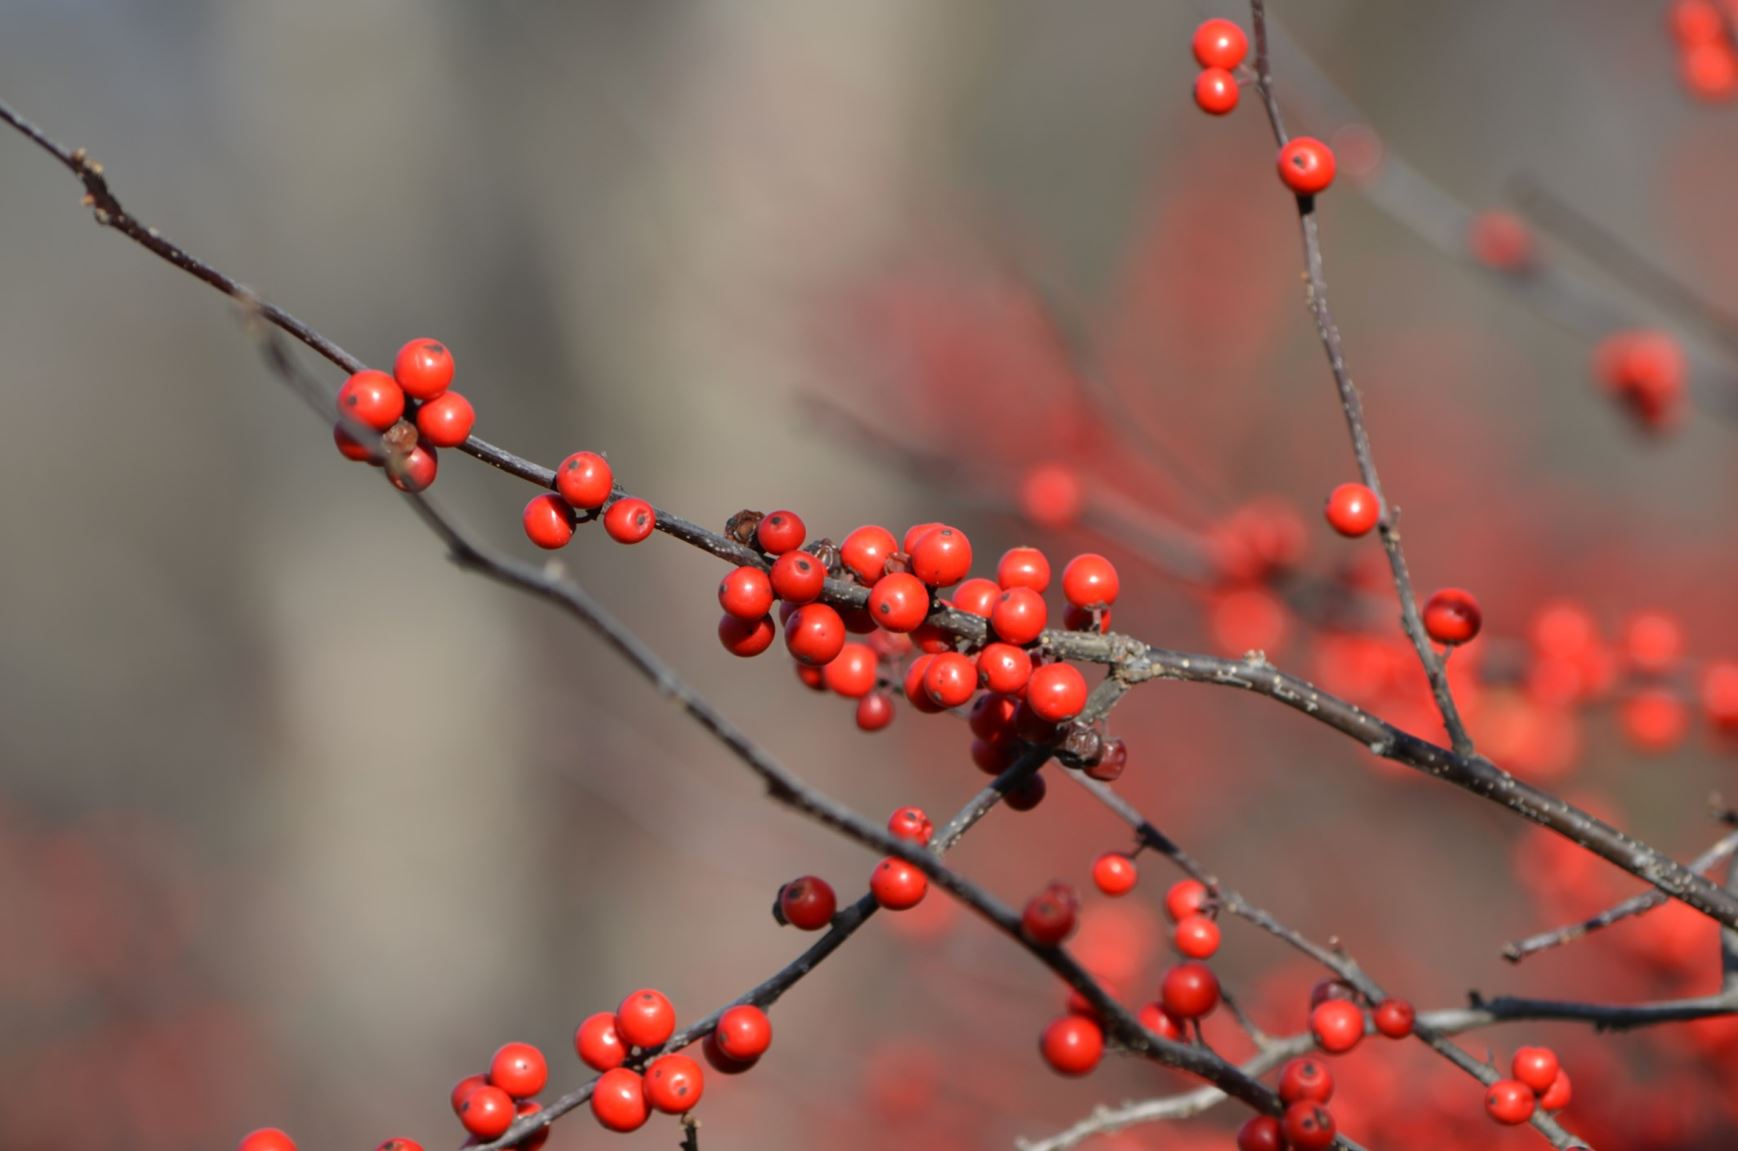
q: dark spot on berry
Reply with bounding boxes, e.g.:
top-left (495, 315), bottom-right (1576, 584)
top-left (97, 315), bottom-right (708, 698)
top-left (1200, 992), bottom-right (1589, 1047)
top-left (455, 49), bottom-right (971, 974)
top-left (877, 602), bottom-right (890, 615)
top-left (423, 342), bottom-right (445, 355)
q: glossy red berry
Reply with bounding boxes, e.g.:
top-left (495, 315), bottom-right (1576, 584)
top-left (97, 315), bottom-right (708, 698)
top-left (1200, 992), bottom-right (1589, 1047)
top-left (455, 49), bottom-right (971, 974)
top-left (718, 613), bottom-right (775, 657)
top-left (1511, 1046), bottom-right (1560, 1094)
top-left (1278, 1056), bottom-right (1335, 1104)
top-left (1060, 554), bottom-right (1119, 608)
top-left (616, 988), bottom-right (676, 1049)
top-left (1323, 482), bottom-right (1379, 537)
top-left (393, 339), bottom-right (454, 400)
top-left (574, 1012), bottom-right (626, 1071)
top-left (457, 1085), bottom-right (515, 1140)
top-left (991, 587), bottom-right (1049, 645)
top-left (888, 806), bottom-right (935, 845)
top-left (1539, 1070), bottom-right (1572, 1112)
top-left (338, 369), bottom-right (405, 431)
top-left (238, 1129), bottom-right (297, 1151)
top-left (1022, 885), bottom-right (1079, 945)
top-left (785, 604), bottom-right (846, 667)
top-left (415, 390), bottom-right (474, 447)
top-left (1039, 1014), bottom-right (1103, 1076)
top-left (1277, 137), bottom-right (1336, 197)
top-left (714, 1004), bottom-right (772, 1062)
top-left (902, 522), bottom-right (945, 554)
top-left (387, 442), bottom-right (438, 493)
top-left (1137, 1001), bottom-right (1187, 1041)
top-left (1194, 68), bottom-right (1239, 115)
top-left (556, 451), bottom-right (613, 510)
top-left (602, 496), bottom-right (655, 543)
top-left (823, 643), bottom-right (878, 698)
top-left (1282, 1101), bottom-right (1337, 1150)
top-left (970, 692), bottom-right (1019, 737)
top-left (841, 525), bottom-right (898, 584)
top-left (451, 1073), bottom-right (489, 1114)
top-left (870, 857), bottom-right (928, 909)
top-left (644, 1053), bottom-right (705, 1114)
top-left (511, 1102), bottom-right (549, 1151)
top-left (756, 510), bottom-right (805, 555)
top-left (1424, 587), bottom-right (1482, 645)
top-left (590, 1068), bottom-right (649, 1133)
top-left (770, 551), bottom-right (826, 604)
top-left (700, 1032), bottom-right (757, 1075)
top-left (1159, 961), bottom-right (1220, 1019)
top-left (1174, 913), bottom-right (1221, 959)
top-left (997, 547), bottom-right (1052, 592)
top-left (1236, 1115), bottom-right (1284, 1151)
top-left (719, 566), bottom-right (775, 620)
top-left (1373, 998), bottom-right (1415, 1039)
top-left (902, 655), bottom-right (948, 714)
top-left (776, 875), bottom-right (837, 930)
top-left (1486, 1078), bottom-right (1536, 1125)
top-left (488, 1042), bottom-right (548, 1100)
top-left (868, 572), bottom-right (931, 633)
top-left (1165, 879), bottom-right (1210, 921)
top-left (856, 691), bottom-right (895, 731)
top-left (952, 577), bottom-right (1001, 618)
top-left (1192, 18), bottom-right (1248, 68)
top-left (923, 651), bottom-right (978, 708)
top-left (977, 643), bottom-right (1033, 696)
top-left (1310, 999), bottom-right (1365, 1054)
top-left (523, 494), bottom-right (577, 550)
top-left (1091, 851), bottom-right (1138, 896)
top-left (908, 526), bottom-right (973, 587)
top-left (1026, 663), bottom-right (1088, 722)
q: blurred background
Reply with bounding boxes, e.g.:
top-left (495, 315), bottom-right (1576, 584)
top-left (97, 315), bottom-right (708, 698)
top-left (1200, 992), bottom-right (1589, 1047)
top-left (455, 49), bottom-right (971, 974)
top-left (2, 2), bottom-right (1737, 1149)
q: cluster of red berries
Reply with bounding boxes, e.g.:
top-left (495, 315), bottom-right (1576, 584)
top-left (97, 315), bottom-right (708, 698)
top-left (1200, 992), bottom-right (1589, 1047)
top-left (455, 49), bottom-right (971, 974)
top-left (450, 1042), bottom-right (553, 1147)
top-left (1191, 18), bottom-right (1246, 115)
top-left (1669, 0), bottom-right (1738, 101)
top-left (1304, 980), bottom-right (1415, 1056)
top-left (1485, 1045), bottom-right (1572, 1125)
top-left (523, 450), bottom-right (658, 548)
top-left (1236, 1056), bottom-right (1342, 1151)
top-left (333, 339), bottom-right (474, 493)
top-left (572, 990), bottom-right (765, 1133)
top-left (1593, 329), bottom-right (1687, 432)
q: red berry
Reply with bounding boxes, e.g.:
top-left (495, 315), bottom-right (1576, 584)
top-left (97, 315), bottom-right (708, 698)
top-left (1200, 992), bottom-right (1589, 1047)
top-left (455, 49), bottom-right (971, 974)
top-left (868, 571), bottom-right (931, 633)
top-left (1236, 1116), bottom-right (1284, 1151)
top-left (643, 1053), bottom-right (705, 1114)
top-left (415, 390), bottom-right (474, 447)
top-left (1026, 663), bottom-right (1088, 722)
top-left (715, 1004), bottom-right (773, 1062)
top-left (523, 494), bottom-right (577, 550)
top-left (997, 547), bottom-right (1052, 592)
top-left (1039, 1014), bottom-right (1104, 1076)
top-left (1485, 1078), bottom-right (1536, 1125)
top-left (1539, 1070), bottom-right (1572, 1112)
top-left (601, 497), bottom-right (655, 543)
top-left (719, 566), bottom-right (775, 620)
top-left (556, 451), bottom-right (613, 509)
top-left (238, 1130), bottom-right (297, 1151)
top-left (1511, 1046), bottom-right (1560, 1094)
top-left (856, 691), bottom-right (895, 731)
top-left (1278, 137), bottom-right (1336, 197)
top-left (977, 643), bottom-right (1033, 695)
top-left (776, 876), bottom-right (837, 930)
top-left (457, 1085), bottom-right (515, 1140)
top-left (1282, 1101), bottom-right (1337, 1150)
top-left (902, 655), bottom-right (948, 714)
top-left (1323, 482), bottom-right (1379, 538)
top-left (1159, 961), bottom-right (1220, 1019)
top-left (1137, 1001), bottom-right (1186, 1041)
top-left (756, 510), bottom-right (806, 555)
top-left (1194, 68), bottom-right (1239, 115)
top-left (888, 806), bottom-right (935, 845)
top-left (451, 1073), bottom-right (488, 1114)
top-left (1165, 879), bottom-right (1209, 922)
top-left (717, 613), bottom-right (775, 657)
top-left (1672, 0), bottom-right (1726, 44)
top-left (1310, 1000), bottom-right (1366, 1054)
top-left (1423, 587), bottom-right (1482, 645)
top-left (1192, 18), bottom-right (1248, 68)
top-left (1278, 1055), bottom-right (1335, 1104)
top-left (333, 424), bottom-right (376, 463)
top-left (795, 663), bottom-right (826, 691)
top-left (1091, 852), bottom-right (1138, 896)
top-left (1704, 660), bottom-right (1738, 730)
top-left (1022, 885), bottom-right (1078, 945)
top-left (337, 369), bottom-right (405, 431)
top-left (615, 988), bottom-right (676, 1049)
top-left (770, 551), bottom-right (827, 604)
top-left (923, 651), bottom-right (978, 708)
top-left (951, 577), bottom-right (1001, 618)
top-left (511, 1102), bottom-right (548, 1151)
top-left (909, 526), bottom-right (973, 587)
top-left (700, 1032), bottom-right (758, 1075)
top-left (590, 1068), bottom-right (649, 1133)
top-left (786, 604), bottom-right (846, 667)
top-left (393, 339), bottom-right (454, 400)
top-left (574, 1012), bottom-right (626, 1072)
top-left (1373, 998), bottom-right (1415, 1039)
top-left (841, 525), bottom-right (898, 584)
top-left (1174, 913), bottom-right (1221, 959)
top-left (1685, 40), bottom-right (1738, 99)
top-left (1061, 554), bottom-right (1120, 608)
top-left (991, 587), bottom-right (1049, 645)
top-left (970, 693), bottom-right (1018, 737)
top-left (387, 442), bottom-right (438, 493)
top-left (870, 857), bottom-right (928, 910)
top-left (488, 1042), bottom-right (548, 1100)
top-left (1021, 463), bottom-right (1083, 527)
top-left (1310, 979), bottom-right (1357, 1007)
top-left (823, 643), bottom-right (878, 698)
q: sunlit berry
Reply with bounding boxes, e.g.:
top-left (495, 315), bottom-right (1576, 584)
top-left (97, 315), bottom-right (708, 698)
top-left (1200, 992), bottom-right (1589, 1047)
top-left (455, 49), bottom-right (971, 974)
top-left (1236, 1116), bottom-right (1284, 1151)
top-left (1174, 914), bottom-right (1220, 959)
top-left (823, 643), bottom-right (878, 698)
top-left (870, 857), bottom-right (928, 909)
top-left (868, 572), bottom-right (931, 633)
top-left (770, 551), bottom-right (827, 604)
top-left (590, 1068), bottom-right (649, 1133)
top-left (523, 494), bottom-right (577, 550)
top-left (923, 651), bottom-right (978, 708)
top-left (415, 391), bottom-right (474, 447)
top-left (1485, 1078), bottom-right (1536, 1125)
top-left (756, 510), bottom-right (805, 555)
top-left (1283, 1101), bottom-right (1337, 1150)
top-left (1092, 851), bottom-right (1138, 896)
top-left (457, 1085), bottom-right (515, 1140)
top-left (997, 547), bottom-right (1052, 592)
top-left (1061, 554), bottom-right (1120, 608)
top-left (977, 643), bottom-right (1033, 695)
top-left (1323, 483), bottom-right (1379, 537)
top-left (1277, 137), bottom-right (1336, 197)
top-left (1159, 961), bottom-right (1220, 1019)
top-left (615, 988), bottom-right (676, 1049)
top-left (991, 587), bottom-right (1048, 645)
top-left (715, 1004), bottom-right (772, 1062)
top-left (786, 604), bottom-right (847, 666)
top-left (393, 339), bottom-right (454, 400)
top-left (952, 577), bottom-right (1001, 618)
top-left (909, 526), bottom-right (973, 587)
top-left (1373, 998), bottom-right (1415, 1039)
top-left (1165, 879), bottom-right (1209, 921)
top-left (719, 566), bottom-right (775, 620)
top-left (842, 525), bottom-right (898, 584)
top-left (718, 613), bottom-right (775, 657)
top-left (888, 806), bottom-right (934, 845)
top-left (556, 451), bottom-right (613, 509)
top-left (603, 497), bottom-right (655, 543)
top-left (574, 1012), bottom-right (626, 1072)
top-left (1423, 587), bottom-right (1481, 645)
top-left (338, 370), bottom-right (405, 431)
top-left (488, 1042), bottom-right (548, 1100)
top-left (451, 1074), bottom-right (488, 1114)
top-left (1022, 885), bottom-right (1078, 945)
top-left (776, 876), bottom-right (837, 930)
top-left (902, 655), bottom-right (947, 714)
top-left (1194, 68), bottom-right (1239, 114)
top-left (1512, 1046), bottom-right (1560, 1094)
top-left (1310, 999), bottom-right (1365, 1054)
top-left (644, 1054), bottom-right (705, 1114)
top-left (1039, 1014), bottom-right (1103, 1076)
top-left (1027, 663), bottom-right (1088, 722)
top-left (1540, 1070), bottom-right (1572, 1112)
top-left (856, 691), bottom-right (896, 731)
top-left (238, 1130), bottom-right (297, 1151)
top-left (1278, 1056), bottom-right (1335, 1104)
top-left (1192, 18), bottom-right (1248, 68)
